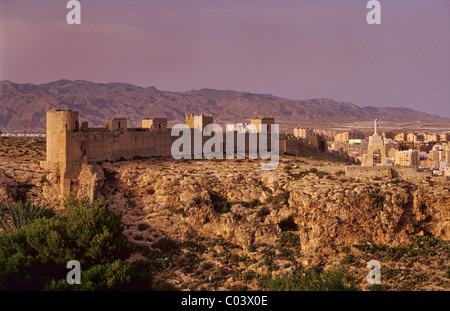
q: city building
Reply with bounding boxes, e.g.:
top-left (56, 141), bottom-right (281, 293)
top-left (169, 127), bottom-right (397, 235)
top-left (424, 133), bottom-right (440, 142)
top-left (348, 138), bottom-right (368, 144)
top-left (334, 131), bottom-right (365, 143)
top-left (310, 133), bottom-right (328, 152)
top-left (394, 149), bottom-right (419, 167)
top-left (407, 132), bottom-right (424, 142)
top-left (382, 131), bottom-right (395, 140)
top-left (440, 133), bottom-right (450, 142)
top-left (293, 127), bottom-right (313, 140)
top-left (394, 132), bottom-right (407, 142)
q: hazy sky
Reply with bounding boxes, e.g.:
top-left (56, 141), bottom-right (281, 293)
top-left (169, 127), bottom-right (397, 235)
top-left (1, 0), bottom-right (449, 117)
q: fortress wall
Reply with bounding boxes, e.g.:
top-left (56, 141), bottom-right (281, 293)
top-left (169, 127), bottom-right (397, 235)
top-left (222, 132), bottom-right (273, 157)
top-left (345, 166), bottom-right (391, 179)
top-left (152, 130), bottom-right (175, 157)
top-left (114, 130), bottom-right (175, 159)
top-left (392, 167), bottom-right (432, 179)
top-left (59, 131), bottom-right (87, 195)
top-left (64, 132), bottom-right (86, 178)
top-left (346, 166), bottom-right (432, 179)
top-left (86, 132), bottom-right (115, 162)
top-left (280, 139), bottom-right (300, 155)
top-left (83, 130), bottom-right (175, 163)
top-left (113, 131), bottom-right (156, 159)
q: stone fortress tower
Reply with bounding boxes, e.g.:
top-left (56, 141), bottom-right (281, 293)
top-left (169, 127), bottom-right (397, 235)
top-left (250, 116), bottom-right (275, 133)
top-left (44, 110), bottom-right (83, 195)
top-left (186, 113), bottom-right (213, 131)
top-left (142, 118), bottom-right (167, 131)
top-left (46, 109), bottom-right (79, 164)
top-left (42, 109), bottom-right (175, 196)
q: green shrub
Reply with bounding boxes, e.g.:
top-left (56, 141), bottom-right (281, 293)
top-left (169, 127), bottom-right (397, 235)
top-left (0, 195), bottom-right (154, 291)
top-left (0, 201), bottom-right (54, 232)
top-left (229, 284), bottom-right (248, 291)
top-left (353, 236), bottom-right (449, 262)
top-left (152, 237), bottom-right (180, 256)
top-left (44, 260), bottom-right (153, 291)
top-left (0, 230), bottom-right (57, 290)
top-left (264, 266), bottom-right (359, 291)
top-left (24, 195), bottom-right (128, 266)
top-left (199, 262), bottom-right (215, 271)
top-left (261, 246), bottom-right (279, 271)
top-left (176, 252), bottom-right (201, 274)
top-left (241, 270), bottom-right (259, 282)
top-left (183, 240), bottom-right (206, 254)
top-left (278, 232), bottom-right (300, 248)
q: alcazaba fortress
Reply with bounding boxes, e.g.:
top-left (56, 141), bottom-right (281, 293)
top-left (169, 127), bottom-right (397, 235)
top-left (40, 109), bottom-right (287, 196)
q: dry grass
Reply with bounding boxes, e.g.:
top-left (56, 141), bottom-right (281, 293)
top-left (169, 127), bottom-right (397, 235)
top-left (0, 138), bottom-right (45, 160)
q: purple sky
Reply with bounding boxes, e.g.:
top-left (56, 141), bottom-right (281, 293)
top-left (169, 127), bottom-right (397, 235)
top-left (1, 0), bottom-right (449, 117)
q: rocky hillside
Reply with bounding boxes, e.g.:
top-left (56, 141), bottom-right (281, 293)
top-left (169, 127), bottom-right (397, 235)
top-left (1, 154), bottom-right (449, 290)
top-left (1, 80), bottom-right (447, 132)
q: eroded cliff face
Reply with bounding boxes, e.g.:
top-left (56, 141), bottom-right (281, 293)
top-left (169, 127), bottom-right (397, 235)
top-left (95, 158), bottom-right (449, 290)
top-left (98, 159), bottom-right (449, 258)
top-left (1, 157), bottom-right (449, 290)
top-left (0, 159), bottom-right (60, 208)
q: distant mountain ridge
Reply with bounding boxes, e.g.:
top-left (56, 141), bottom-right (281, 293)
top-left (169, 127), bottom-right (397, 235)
top-left (0, 79), bottom-right (447, 132)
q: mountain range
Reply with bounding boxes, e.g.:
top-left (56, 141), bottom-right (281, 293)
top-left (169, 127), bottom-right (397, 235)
top-left (0, 79), bottom-right (448, 132)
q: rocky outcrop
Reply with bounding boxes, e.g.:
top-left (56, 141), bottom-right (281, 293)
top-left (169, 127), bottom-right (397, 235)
top-left (3, 157), bottom-right (448, 256)
top-left (97, 159), bottom-right (449, 268)
top-left (74, 163), bottom-right (105, 203)
top-left (0, 159), bottom-right (54, 206)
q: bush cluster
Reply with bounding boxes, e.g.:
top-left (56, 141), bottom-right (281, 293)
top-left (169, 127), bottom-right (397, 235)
top-left (264, 266), bottom-right (359, 291)
top-left (0, 195), bottom-right (154, 290)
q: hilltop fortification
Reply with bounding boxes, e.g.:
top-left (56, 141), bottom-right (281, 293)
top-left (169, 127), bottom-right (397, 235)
top-left (40, 110), bottom-right (282, 196)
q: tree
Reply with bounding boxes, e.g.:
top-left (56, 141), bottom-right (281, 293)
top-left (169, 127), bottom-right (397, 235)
top-left (0, 195), bottom-right (153, 290)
